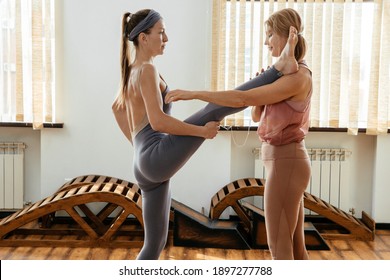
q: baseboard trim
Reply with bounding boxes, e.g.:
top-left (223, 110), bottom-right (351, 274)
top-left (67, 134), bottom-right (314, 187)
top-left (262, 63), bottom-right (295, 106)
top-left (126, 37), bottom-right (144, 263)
top-left (376, 223), bottom-right (390, 230)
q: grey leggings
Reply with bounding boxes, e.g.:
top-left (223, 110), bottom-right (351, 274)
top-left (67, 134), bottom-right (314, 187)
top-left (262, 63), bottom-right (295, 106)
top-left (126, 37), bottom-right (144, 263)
top-left (133, 67), bottom-right (282, 260)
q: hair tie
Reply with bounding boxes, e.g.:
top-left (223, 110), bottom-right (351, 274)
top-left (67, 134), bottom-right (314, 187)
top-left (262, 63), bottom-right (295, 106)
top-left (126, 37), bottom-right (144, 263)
top-left (128, 10), bottom-right (162, 41)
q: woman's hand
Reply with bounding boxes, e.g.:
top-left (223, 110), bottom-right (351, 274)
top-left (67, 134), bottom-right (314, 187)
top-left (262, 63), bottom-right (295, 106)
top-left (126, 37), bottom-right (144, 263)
top-left (202, 121), bottom-right (220, 139)
top-left (165, 89), bottom-right (194, 103)
top-left (251, 105), bottom-right (263, 122)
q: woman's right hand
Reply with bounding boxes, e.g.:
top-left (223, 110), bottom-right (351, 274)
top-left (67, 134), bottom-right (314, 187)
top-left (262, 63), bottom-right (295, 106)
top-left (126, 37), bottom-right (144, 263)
top-left (202, 121), bottom-right (220, 139)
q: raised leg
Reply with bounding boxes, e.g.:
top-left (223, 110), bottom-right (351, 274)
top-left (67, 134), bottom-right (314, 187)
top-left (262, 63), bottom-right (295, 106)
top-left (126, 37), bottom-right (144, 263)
top-left (134, 66), bottom-right (284, 189)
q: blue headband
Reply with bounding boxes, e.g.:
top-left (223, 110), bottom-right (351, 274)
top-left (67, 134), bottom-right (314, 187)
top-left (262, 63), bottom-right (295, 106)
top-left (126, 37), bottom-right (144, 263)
top-left (128, 10), bottom-right (162, 41)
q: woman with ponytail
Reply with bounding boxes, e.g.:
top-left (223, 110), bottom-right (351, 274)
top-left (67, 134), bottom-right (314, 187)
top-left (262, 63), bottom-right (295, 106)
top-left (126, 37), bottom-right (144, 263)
top-left (166, 8), bottom-right (312, 260)
top-left (113, 8), bottom-right (299, 260)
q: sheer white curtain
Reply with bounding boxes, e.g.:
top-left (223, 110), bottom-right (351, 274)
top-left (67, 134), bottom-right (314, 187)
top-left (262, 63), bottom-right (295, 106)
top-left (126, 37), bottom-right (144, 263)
top-left (211, 0), bottom-right (390, 135)
top-left (0, 0), bottom-right (55, 129)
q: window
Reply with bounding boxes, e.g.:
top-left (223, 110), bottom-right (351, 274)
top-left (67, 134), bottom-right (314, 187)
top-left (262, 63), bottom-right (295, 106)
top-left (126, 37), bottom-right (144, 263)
top-left (211, 0), bottom-right (390, 135)
top-left (0, 0), bottom-right (55, 129)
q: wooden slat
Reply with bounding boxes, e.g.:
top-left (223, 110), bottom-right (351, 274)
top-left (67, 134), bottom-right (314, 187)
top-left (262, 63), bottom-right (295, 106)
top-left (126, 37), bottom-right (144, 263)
top-left (130, 184), bottom-right (139, 192)
top-left (126, 190), bottom-right (137, 201)
top-left (334, 207), bottom-right (353, 221)
top-left (113, 184), bottom-right (125, 195)
top-left (95, 176), bottom-right (107, 184)
top-left (63, 188), bottom-right (79, 198)
top-left (72, 176), bottom-right (85, 184)
top-left (237, 179), bottom-right (247, 189)
top-left (351, 216), bottom-right (365, 227)
top-left (1, 212), bottom-right (20, 225)
top-left (57, 182), bottom-right (90, 193)
top-left (85, 175), bottom-right (96, 183)
top-left (313, 195), bottom-right (328, 208)
top-left (77, 204), bottom-right (106, 234)
top-left (65, 207), bottom-right (98, 239)
top-left (16, 204), bottom-right (35, 218)
top-left (212, 195), bottom-right (219, 207)
top-left (89, 184), bottom-right (102, 193)
top-left (51, 191), bottom-right (66, 203)
top-left (304, 192), bottom-right (314, 201)
top-left (102, 209), bottom-right (129, 241)
top-left (247, 178), bottom-right (259, 186)
top-left (76, 185), bottom-right (91, 195)
top-left (227, 183), bottom-right (236, 194)
top-left (39, 195), bottom-right (56, 207)
top-left (231, 201), bottom-right (251, 229)
top-left (102, 184), bottom-right (113, 192)
top-left (217, 189), bottom-right (225, 201)
top-left (107, 177), bottom-right (118, 184)
top-left (24, 202), bottom-right (41, 213)
top-left (240, 200), bottom-right (265, 216)
top-left (97, 203), bottom-right (118, 221)
top-left (323, 201), bottom-right (338, 214)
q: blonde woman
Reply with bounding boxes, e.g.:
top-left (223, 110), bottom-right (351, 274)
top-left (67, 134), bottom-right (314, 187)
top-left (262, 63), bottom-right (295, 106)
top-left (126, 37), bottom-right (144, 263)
top-left (166, 9), bottom-right (311, 260)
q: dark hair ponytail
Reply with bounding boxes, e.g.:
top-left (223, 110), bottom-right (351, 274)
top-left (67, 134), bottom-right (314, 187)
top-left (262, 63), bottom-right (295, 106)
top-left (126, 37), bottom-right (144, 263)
top-left (115, 10), bottom-right (152, 109)
top-left (115, 12), bottom-right (132, 109)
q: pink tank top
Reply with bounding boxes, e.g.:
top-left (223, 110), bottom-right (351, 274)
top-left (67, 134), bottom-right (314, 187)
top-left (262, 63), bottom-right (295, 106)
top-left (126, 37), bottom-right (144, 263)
top-left (257, 61), bottom-right (312, 146)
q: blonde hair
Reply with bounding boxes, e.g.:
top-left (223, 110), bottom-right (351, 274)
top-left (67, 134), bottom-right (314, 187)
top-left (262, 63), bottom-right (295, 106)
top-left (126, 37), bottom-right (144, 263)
top-left (265, 8), bottom-right (307, 61)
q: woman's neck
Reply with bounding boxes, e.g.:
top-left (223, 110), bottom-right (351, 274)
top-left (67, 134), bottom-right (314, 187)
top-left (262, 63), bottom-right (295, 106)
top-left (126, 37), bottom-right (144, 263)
top-left (134, 51), bottom-right (154, 65)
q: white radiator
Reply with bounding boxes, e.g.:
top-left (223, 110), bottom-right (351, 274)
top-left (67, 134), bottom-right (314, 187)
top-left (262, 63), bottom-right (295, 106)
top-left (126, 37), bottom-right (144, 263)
top-left (0, 142), bottom-right (25, 209)
top-left (253, 147), bottom-right (352, 214)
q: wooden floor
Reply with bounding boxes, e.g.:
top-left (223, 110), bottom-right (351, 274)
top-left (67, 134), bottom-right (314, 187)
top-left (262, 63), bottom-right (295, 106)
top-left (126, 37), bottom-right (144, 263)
top-left (0, 229), bottom-right (389, 260)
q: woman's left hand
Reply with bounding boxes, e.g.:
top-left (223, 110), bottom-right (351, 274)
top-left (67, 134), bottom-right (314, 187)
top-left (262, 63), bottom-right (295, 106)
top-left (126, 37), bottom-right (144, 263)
top-left (165, 89), bottom-right (193, 103)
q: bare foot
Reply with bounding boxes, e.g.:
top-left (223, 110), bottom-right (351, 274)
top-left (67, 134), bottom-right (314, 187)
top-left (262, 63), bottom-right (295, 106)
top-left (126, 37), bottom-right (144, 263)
top-left (274, 26), bottom-right (299, 75)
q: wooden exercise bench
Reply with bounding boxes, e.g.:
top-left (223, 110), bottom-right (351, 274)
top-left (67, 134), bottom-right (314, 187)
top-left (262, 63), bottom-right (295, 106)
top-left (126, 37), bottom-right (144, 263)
top-left (209, 178), bottom-right (375, 242)
top-left (0, 175), bottom-right (144, 248)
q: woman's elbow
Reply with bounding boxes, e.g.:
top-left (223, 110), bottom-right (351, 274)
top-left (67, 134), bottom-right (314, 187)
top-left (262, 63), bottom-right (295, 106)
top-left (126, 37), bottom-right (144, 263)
top-left (149, 121), bottom-right (161, 132)
top-left (149, 119), bottom-right (165, 132)
top-left (251, 114), bottom-right (260, 122)
top-left (149, 112), bottom-right (171, 132)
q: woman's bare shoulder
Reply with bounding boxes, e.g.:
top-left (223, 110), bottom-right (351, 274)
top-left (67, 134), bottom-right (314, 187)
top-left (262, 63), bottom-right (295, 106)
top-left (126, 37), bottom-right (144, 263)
top-left (288, 66), bottom-right (311, 87)
top-left (139, 63), bottom-right (158, 77)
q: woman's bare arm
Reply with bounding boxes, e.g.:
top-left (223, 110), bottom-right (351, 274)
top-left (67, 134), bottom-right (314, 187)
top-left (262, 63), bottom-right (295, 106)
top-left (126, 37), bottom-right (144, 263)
top-left (165, 69), bottom-right (311, 108)
top-left (139, 64), bottom-right (219, 139)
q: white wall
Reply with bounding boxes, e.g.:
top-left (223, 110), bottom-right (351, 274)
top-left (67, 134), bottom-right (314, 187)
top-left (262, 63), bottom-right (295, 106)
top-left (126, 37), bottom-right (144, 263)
top-left (3, 0), bottom-right (389, 222)
top-left (373, 136), bottom-right (390, 223)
